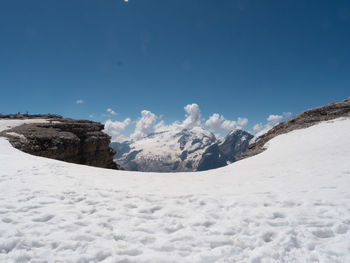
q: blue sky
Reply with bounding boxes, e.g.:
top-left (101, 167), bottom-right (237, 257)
top-left (1, 0), bottom-right (349, 139)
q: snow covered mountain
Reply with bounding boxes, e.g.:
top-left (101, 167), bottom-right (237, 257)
top-left (197, 129), bottom-right (253, 171)
top-left (111, 127), bottom-right (217, 172)
top-left (1, 117), bottom-right (350, 262)
top-left (111, 127), bottom-right (252, 172)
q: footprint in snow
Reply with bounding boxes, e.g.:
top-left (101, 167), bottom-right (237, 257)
top-left (32, 214), bottom-right (54, 222)
top-left (312, 228), bottom-right (334, 238)
top-left (262, 231), bottom-right (276, 243)
top-left (117, 249), bottom-right (143, 256)
top-left (272, 212), bottom-right (286, 219)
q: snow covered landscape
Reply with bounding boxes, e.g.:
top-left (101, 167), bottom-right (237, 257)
top-left (2, 1), bottom-right (349, 262)
top-left (1, 117), bottom-right (350, 262)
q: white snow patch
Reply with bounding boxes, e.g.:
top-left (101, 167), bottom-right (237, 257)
top-left (0, 119), bottom-right (50, 132)
top-left (5, 132), bottom-right (27, 140)
top-left (0, 118), bottom-right (350, 262)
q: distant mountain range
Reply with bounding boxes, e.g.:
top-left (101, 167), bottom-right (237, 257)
top-left (110, 127), bottom-right (253, 172)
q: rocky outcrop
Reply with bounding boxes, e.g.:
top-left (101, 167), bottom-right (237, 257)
top-left (241, 97), bottom-right (350, 160)
top-left (0, 113), bottom-right (62, 120)
top-left (1, 115), bottom-right (121, 169)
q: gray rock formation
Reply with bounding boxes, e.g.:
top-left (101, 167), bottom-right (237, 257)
top-left (0, 113), bottom-right (62, 120)
top-left (241, 97), bottom-right (350, 160)
top-left (0, 114), bottom-right (121, 169)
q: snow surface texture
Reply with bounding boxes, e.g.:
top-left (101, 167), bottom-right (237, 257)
top-left (0, 118), bottom-right (350, 262)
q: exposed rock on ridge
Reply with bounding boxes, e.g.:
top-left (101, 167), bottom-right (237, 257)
top-left (0, 114), bottom-right (121, 169)
top-left (241, 97), bottom-right (350, 160)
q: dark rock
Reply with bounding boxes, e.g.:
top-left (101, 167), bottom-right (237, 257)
top-left (197, 130), bottom-right (253, 171)
top-left (125, 150), bottom-right (143, 162)
top-left (240, 97), bottom-right (350, 160)
top-left (197, 144), bottom-right (227, 171)
top-left (220, 130), bottom-right (254, 163)
top-left (1, 116), bottom-right (122, 170)
top-left (0, 113), bottom-right (63, 120)
top-left (179, 150), bottom-right (188, 161)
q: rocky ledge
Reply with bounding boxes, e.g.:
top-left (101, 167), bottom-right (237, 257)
top-left (241, 97), bottom-right (350, 160)
top-left (0, 114), bottom-right (122, 170)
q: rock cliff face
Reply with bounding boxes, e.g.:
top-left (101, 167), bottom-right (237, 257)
top-left (241, 97), bottom-right (350, 160)
top-left (0, 114), bottom-right (121, 169)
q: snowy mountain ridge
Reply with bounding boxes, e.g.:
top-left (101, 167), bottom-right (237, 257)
top-left (111, 126), bottom-right (251, 172)
top-left (111, 126), bottom-right (217, 172)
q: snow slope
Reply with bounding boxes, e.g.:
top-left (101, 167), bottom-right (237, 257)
top-left (0, 118), bottom-right (350, 262)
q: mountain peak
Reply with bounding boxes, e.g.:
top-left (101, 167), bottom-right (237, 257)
top-left (111, 126), bottom-right (251, 172)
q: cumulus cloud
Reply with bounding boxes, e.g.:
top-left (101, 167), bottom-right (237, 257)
top-left (253, 124), bottom-right (273, 140)
top-left (237, 117), bottom-right (248, 127)
top-left (128, 104), bottom-right (203, 140)
top-left (182, 103), bottom-right (201, 129)
top-left (267, 114), bottom-right (283, 124)
top-left (267, 112), bottom-right (292, 124)
top-left (283, 112), bottom-right (292, 118)
top-left (221, 120), bottom-right (237, 130)
top-left (205, 113), bottom-right (225, 130)
top-left (107, 108), bottom-right (117, 115)
top-left (76, 99), bottom-right (84, 104)
top-left (205, 114), bottom-right (248, 131)
top-left (253, 123), bottom-right (263, 131)
top-left (104, 118), bottom-right (131, 141)
top-left (131, 110), bottom-right (158, 140)
top-left (110, 103), bottom-right (253, 142)
top-left (252, 111), bottom-right (293, 138)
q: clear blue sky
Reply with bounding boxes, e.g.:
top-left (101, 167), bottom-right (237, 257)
top-left (1, 0), bottom-right (349, 134)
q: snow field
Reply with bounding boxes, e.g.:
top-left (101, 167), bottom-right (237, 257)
top-left (0, 118), bottom-right (350, 262)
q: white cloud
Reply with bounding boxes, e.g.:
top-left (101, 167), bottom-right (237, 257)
top-left (221, 120), bottom-right (237, 130)
top-left (252, 111), bottom-right (293, 138)
top-left (120, 104), bottom-right (253, 141)
top-left (131, 110), bottom-right (158, 140)
top-left (76, 99), bottom-right (84, 104)
top-left (107, 108), bottom-right (117, 115)
top-left (205, 114), bottom-right (248, 131)
top-left (182, 103), bottom-right (201, 129)
top-left (267, 112), bottom-right (292, 125)
top-left (253, 124), bottom-right (273, 139)
top-left (104, 118), bottom-right (131, 141)
top-left (205, 113), bottom-right (225, 130)
top-left (237, 117), bottom-right (248, 127)
top-left (283, 112), bottom-right (292, 118)
top-left (267, 114), bottom-right (284, 124)
top-left (253, 123), bottom-right (263, 131)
